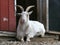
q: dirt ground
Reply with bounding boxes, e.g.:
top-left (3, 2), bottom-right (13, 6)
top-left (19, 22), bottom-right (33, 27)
top-left (0, 36), bottom-right (60, 45)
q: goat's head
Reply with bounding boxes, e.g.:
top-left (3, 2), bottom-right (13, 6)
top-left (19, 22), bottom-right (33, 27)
top-left (17, 5), bottom-right (34, 24)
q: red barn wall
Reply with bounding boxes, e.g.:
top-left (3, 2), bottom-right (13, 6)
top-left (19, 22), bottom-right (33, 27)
top-left (0, 0), bottom-right (16, 32)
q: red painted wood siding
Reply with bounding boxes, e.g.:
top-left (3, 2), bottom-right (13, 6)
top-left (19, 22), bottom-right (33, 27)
top-left (0, 0), bottom-right (9, 31)
top-left (9, 0), bottom-right (16, 32)
top-left (0, 0), bottom-right (16, 32)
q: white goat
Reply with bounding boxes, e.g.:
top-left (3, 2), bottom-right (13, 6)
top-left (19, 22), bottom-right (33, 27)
top-left (17, 5), bottom-right (45, 42)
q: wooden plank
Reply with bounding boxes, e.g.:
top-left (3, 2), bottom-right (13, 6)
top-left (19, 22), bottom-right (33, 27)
top-left (0, 0), bottom-right (9, 31)
top-left (47, 31), bottom-right (60, 35)
top-left (0, 31), bottom-right (16, 37)
top-left (42, 0), bottom-right (47, 29)
top-left (9, 0), bottom-right (16, 32)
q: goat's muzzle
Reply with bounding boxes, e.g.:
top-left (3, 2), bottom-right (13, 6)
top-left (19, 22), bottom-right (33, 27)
top-left (20, 19), bottom-right (25, 24)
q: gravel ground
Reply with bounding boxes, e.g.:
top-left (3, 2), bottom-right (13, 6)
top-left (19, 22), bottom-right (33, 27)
top-left (0, 37), bottom-right (60, 45)
top-left (0, 40), bottom-right (60, 45)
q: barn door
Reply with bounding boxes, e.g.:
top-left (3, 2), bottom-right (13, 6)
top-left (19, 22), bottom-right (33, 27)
top-left (0, 0), bottom-right (16, 32)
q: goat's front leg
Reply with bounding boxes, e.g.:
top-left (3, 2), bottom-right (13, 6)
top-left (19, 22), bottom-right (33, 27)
top-left (21, 37), bottom-right (24, 42)
top-left (26, 33), bottom-right (34, 42)
top-left (26, 36), bottom-right (31, 42)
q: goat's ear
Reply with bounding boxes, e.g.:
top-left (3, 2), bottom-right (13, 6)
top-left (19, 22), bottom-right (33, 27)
top-left (28, 11), bottom-right (33, 15)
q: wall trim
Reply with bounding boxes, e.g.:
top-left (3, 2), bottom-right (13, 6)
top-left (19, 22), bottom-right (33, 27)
top-left (46, 0), bottom-right (49, 32)
top-left (0, 31), bottom-right (16, 37)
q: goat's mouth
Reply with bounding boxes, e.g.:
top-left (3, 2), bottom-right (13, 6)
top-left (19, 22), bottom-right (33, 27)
top-left (20, 20), bottom-right (25, 24)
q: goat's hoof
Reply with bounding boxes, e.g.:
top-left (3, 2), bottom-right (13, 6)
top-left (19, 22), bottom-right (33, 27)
top-left (41, 34), bottom-right (44, 37)
top-left (21, 39), bottom-right (24, 42)
top-left (26, 39), bottom-right (31, 42)
top-left (21, 40), bottom-right (24, 42)
top-left (27, 40), bottom-right (31, 42)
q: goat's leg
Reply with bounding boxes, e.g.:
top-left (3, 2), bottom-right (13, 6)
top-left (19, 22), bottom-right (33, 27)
top-left (26, 33), bottom-right (35, 41)
top-left (21, 37), bottom-right (24, 42)
top-left (41, 33), bottom-right (45, 37)
top-left (26, 36), bottom-right (31, 42)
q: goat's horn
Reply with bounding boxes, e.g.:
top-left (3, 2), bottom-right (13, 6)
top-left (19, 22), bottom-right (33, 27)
top-left (26, 5), bottom-right (34, 12)
top-left (17, 5), bottom-right (24, 11)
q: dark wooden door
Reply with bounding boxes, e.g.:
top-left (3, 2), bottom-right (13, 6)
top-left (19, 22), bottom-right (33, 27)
top-left (49, 0), bottom-right (60, 32)
top-left (0, 0), bottom-right (16, 32)
top-left (42, 0), bottom-right (60, 34)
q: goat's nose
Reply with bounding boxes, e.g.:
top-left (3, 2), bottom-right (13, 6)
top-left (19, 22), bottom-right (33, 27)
top-left (22, 19), bottom-right (25, 23)
top-left (20, 19), bottom-right (25, 24)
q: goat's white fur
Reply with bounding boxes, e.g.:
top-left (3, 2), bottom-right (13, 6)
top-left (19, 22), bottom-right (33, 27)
top-left (17, 5), bottom-right (45, 42)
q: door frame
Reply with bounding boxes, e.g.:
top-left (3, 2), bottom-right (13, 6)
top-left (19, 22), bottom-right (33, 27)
top-left (37, 0), bottom-right (43, 22)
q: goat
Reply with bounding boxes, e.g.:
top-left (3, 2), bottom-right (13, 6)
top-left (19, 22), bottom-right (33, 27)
top-left (16, 5), bottom-right (45, 42)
